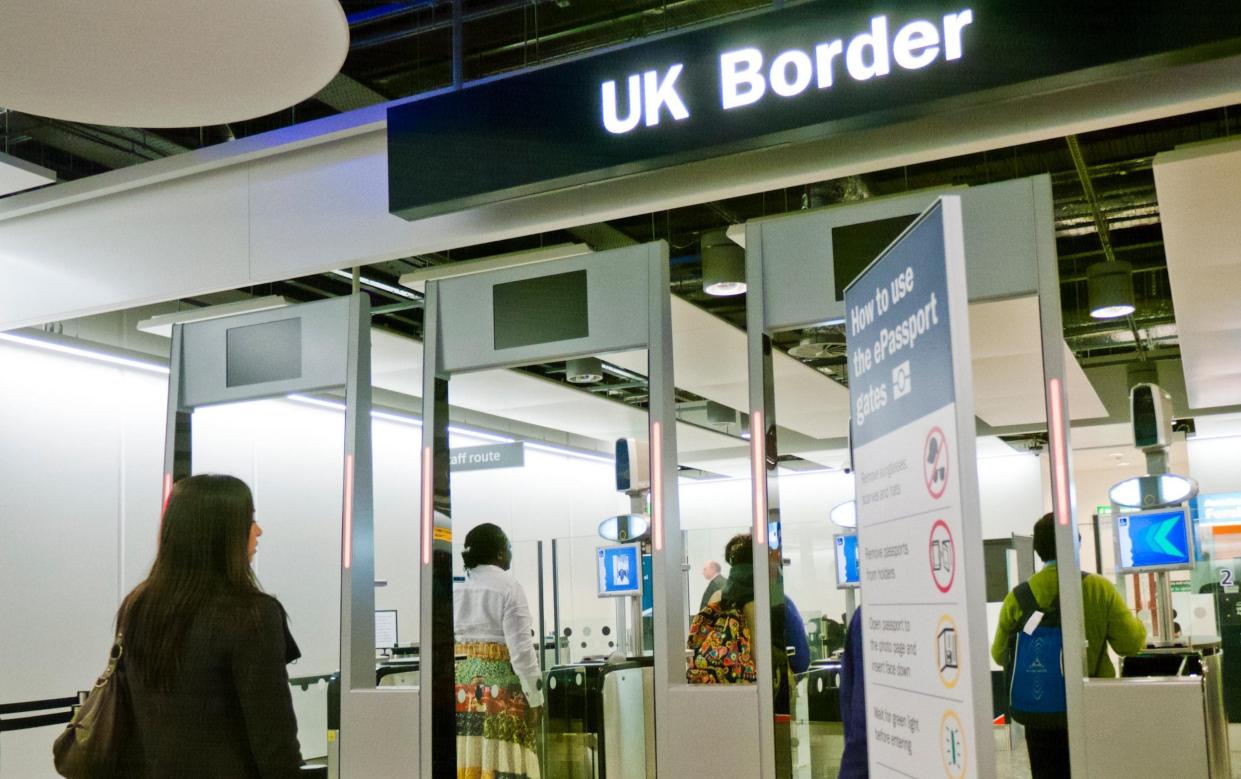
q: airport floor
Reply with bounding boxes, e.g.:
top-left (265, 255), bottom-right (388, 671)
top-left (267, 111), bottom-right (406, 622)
top-left (790, 723), bottom-right (1241, 778)
top-left (993, 724), bottom-right (1241, 779)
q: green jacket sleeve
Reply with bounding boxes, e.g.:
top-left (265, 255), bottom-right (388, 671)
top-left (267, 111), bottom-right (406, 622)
top-left (1102, 581), bottom-right (1147, 656)
top-left (991, 592), bottom-right (1020, 667)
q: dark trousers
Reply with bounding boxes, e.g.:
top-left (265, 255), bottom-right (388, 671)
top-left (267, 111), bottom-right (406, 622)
top-left (1025, 726), bottom-right (1071, 778)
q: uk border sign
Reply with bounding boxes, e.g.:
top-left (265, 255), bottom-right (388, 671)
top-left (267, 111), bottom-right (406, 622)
top-left (844, 198), bottom-right (993, 778)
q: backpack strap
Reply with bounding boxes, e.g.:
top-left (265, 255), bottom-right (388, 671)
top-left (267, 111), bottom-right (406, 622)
top-left (1013, 571), bottom-right (1092, 627)
top-left (1013, 582), bottom-right (1040, 622)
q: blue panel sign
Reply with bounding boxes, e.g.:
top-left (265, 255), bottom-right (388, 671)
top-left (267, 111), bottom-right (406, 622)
top-left (844, 204), bottom-right (954, 448)
top-left (844, 197), bottom-right (992, 777)
top-left (1115, 508), bottom-right (1193, 572)
top-left (597, 544), bottom-right (642, 598)
top-left (835, 534), bottom-right (861, 588)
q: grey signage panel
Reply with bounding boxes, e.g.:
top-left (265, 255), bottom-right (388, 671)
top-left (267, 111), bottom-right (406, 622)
top-left (436, 244), bottom-right (655, 374)
top-left (449, 442), bottom-right (525, 472)
top-left (756, 176), bottom-right (1046, 332)
top-left (179, 296), bottom-right (351, 409)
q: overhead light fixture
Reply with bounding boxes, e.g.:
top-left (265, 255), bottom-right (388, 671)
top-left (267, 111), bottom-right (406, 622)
top-left (566, 356), bottom-right (604, 384)
top-left (0, 330), bottom-right (169, 374)
top-left (1108, 473), bottom-right (1199, 509)
top-left (830, 500), bottom-right (858, 528)
top-left (1087, 261), bottom-right (1135, 319)
top-left (329, 270), bottom-right (421, 301)
top-left (398, 243), bottom-right (591, 293)
top-left (701, 229), bottom-right (746, 296)
top-left (136, 296), bottom-right (290, 337)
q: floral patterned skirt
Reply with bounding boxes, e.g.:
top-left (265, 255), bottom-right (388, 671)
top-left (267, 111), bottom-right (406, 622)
top-left (455, 642), bottom-right (541, 779)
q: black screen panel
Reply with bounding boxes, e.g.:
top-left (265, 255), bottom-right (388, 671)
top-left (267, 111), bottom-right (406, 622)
top-left (831, 214), bottom-right (919, 301)
top-left (492, 270), bottom-right (589, 350)
top-left (226, 318), bottom-right (302, 388)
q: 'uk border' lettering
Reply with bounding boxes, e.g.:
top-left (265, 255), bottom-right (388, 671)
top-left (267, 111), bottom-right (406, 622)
top-left (600, 9), bottom-right (974, 134)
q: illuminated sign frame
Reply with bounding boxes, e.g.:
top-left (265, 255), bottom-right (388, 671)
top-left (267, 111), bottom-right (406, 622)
top-left (389, 2), bottom-right (1241, 220)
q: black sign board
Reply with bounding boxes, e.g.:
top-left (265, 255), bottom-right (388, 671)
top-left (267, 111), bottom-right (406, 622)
top-left (389, 1), bottom-right (1241, 220)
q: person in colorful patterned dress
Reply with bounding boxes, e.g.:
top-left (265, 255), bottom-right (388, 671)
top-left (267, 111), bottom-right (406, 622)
top-left (454, 523), bottom-right (542, 779)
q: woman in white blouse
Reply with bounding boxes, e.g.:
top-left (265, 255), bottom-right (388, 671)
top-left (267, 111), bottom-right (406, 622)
top-left (454, 523), bottom-right (543, 779)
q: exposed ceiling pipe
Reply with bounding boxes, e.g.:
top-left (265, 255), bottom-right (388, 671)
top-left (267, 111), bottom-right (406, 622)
top-left (1065, 134), bottom-right (1149, 362)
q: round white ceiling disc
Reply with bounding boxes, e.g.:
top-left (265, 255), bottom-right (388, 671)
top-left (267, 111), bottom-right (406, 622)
top-left (0, 1), bottom-right (349, 127)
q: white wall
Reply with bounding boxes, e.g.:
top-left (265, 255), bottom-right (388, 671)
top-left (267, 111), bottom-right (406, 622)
top-left (1187, 434), bottom-right (1241, 495)
top-left (0, 341), bottom-right (165, 778)
top-left (0, 336), bottom-right (1054, 775)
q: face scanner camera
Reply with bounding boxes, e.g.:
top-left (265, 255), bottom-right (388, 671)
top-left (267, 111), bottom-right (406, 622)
top-left (1130, 382), bottom-right (1174, 452)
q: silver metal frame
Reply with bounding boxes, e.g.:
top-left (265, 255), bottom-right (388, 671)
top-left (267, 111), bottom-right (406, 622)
top-left (415, 242), bottom-right (688, 777)
top-left (159, 295), bottom-right (394, 775)
top-left (745, 179), bottom-right (1066, 777)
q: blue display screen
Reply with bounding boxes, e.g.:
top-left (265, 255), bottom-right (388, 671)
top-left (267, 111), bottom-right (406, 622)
top-left (597, 544), bottom-right (642, 597)
top-left (835, 534), bottom-right (860, 588)
top-left (1116, 508), bottom-right (1193, 572)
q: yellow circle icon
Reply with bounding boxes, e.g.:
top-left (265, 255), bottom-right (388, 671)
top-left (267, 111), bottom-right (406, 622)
top-left (940, 709), bottom-right (967, 779)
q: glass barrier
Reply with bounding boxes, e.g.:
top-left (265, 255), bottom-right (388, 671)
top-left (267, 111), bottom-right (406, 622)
top-left (551, 534), bottom-right (629, 664)
top-left (372, 411), bottom-right (423, 693)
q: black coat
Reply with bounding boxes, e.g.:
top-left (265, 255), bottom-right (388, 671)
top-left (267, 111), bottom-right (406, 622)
top-left (120, 593), bottom-right (303, 778)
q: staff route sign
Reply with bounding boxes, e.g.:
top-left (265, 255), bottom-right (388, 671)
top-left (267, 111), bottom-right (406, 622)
top-left (844, 197), bottom-right (993, 778)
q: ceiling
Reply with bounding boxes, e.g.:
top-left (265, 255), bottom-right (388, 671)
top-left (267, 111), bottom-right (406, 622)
top-left (4, 0), bottom-right (1240, 456)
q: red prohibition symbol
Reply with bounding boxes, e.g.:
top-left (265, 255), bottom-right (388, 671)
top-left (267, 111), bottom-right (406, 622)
top-left (929, 518), bottom-right (955, 593)
top-left (924, 426), bottom-right (949, 499)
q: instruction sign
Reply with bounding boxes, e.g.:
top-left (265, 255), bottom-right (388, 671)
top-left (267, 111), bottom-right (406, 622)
top-left (845, 198), bottom-right (992, 778)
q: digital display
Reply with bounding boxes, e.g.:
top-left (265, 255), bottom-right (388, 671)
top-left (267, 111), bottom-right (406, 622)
top-left (1115, 507), bottom-right (1193, 573)
top-left (831, 215), bottom-right (918, 300)
top-left (492, 270), bottom-right (589, 350)
top-left (225, 318), bottom-right (301, 388)
top-left (597, 543), bottom-right (642, 597)
top-left (835, 533), bottom-right (860, 589)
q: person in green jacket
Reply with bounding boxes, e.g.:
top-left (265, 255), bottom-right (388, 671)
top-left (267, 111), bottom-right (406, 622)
top-left (991, 512), bottom-right (1146, 778)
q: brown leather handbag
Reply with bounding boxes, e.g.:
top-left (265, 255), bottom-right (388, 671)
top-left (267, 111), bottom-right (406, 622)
top-left (52, 634), bottom-right (131, 778)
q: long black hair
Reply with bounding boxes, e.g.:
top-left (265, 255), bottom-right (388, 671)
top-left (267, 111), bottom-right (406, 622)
top-left (462, 523), bottom-right (509, 569)
top-left (119, 474), bottom-right (263, 690)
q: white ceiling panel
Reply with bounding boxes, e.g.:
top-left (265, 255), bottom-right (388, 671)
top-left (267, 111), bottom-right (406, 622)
top-left (368, 327), bottom-right (741, 467)
top-left (608, 298), bottom-right (853, 439)
top-left (969, 297), bottom-right (1108, 426)
top-left (1154, 140), bottom-right (1241, 409)
top-left (0, 151), bottom-right (55, 197)
top-left (365, 293), bottom-right (1106, 473)
top-left (612, 295), bottom-right (1105, 439)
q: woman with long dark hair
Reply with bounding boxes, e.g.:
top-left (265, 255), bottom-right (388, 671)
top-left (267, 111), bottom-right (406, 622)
top-left (453, 523), bottom-right (542, 779)
top-left (117, 474), bottom-right (302, 777)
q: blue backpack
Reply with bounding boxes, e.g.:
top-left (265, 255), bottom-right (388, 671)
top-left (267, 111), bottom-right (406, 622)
top-left (1005, 579), bottom-right (1079, 728)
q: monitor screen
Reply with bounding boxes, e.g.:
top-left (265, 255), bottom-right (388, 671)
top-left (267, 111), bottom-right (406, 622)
top-left (831, 214), bottom-right (918, 301)
top-left (835, 534), bottom-right (860, 589)
top-left (225, 317), bottom-right (302, 387)
top-left (492, 270), bottom-right (589, 350)
top-left (1115, 507), bottom-right (1194, 573)
top-left (375, 609), bottom-right (398, 648)
top-left (597, 543), bottom-right (642, 598)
